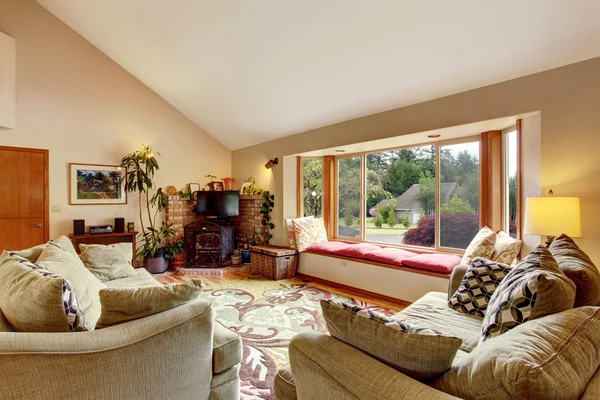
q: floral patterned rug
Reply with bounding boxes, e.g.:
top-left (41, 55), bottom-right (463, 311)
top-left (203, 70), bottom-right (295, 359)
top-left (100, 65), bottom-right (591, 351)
top-left (199, 275), bottom-right (394, 400)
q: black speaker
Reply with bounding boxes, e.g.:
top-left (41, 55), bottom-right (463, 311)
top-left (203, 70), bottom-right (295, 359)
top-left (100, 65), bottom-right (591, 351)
top-left (114, 218), bottom-right (125, 233)
top-left (73, 219), bottom-right (85, 236)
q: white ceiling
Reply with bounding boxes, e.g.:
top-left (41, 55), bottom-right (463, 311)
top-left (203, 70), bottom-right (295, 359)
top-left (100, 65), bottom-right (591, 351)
top-left (38, 1), bottom-right (600, 150)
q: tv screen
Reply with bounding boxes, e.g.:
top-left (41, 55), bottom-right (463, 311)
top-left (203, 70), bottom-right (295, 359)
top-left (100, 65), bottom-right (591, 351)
top-left (196, 190), bottom-right (239, 216)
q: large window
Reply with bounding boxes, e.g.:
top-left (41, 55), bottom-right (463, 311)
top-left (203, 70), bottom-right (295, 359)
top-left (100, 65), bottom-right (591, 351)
top-left (337, 156), bottom-right (361, 238)
top-left (302, 158), bottom-right (323, 218)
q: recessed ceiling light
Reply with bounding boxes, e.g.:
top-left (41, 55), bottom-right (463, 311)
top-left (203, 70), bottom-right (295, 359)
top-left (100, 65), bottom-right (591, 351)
top-left (427, 134), bottom-right (441, 138)
top-left (335, 149), bottom-right (346, 153)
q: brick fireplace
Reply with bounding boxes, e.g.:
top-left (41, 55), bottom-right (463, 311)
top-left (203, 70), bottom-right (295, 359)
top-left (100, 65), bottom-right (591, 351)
top-left (165, 193), bottom-right (268, 249)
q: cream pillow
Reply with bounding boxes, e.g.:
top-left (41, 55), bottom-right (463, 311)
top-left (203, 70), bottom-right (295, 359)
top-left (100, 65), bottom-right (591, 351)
top-left (460, 226), bottom-right (497, 265)
top-left (37, 241), bottom-right (106, 330)
top-left (0, 251), bottom-right (87, 332)
top-left (490, 231), bottom-right (522, 265)
top-left (96, 279), bottom-right (205, 329)
top-left (293, 217), bottom-right (328, 252)
top-left (284, 216), bottom-right (313, 249)
top-left (79, 243), bottom-right (136, 282)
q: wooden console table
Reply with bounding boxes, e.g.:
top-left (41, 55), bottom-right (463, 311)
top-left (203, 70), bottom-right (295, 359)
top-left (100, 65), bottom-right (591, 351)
top-left (68, 231), bottom-right (137, 260)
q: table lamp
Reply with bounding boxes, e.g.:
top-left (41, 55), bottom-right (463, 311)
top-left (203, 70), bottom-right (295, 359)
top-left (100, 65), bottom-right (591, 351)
top-left (524, 189), bottom-right (582, 246)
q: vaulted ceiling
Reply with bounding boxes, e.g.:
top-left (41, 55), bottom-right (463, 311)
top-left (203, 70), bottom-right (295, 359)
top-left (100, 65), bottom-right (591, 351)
top-left (38, 0), bottom-right (600, 150)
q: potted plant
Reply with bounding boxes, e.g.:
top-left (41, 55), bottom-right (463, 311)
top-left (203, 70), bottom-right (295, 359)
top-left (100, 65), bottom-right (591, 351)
top-left (121, 144), bottom-right (175, 273)
top-left (164, 238), bottom-right (185, 268)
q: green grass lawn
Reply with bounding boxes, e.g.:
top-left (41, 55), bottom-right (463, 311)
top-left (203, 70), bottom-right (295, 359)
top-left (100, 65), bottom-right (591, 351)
top-left (340, 216), bottom-right (415, 235)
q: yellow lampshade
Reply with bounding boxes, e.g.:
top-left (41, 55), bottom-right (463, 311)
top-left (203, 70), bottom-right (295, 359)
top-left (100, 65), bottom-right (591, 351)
top-left (524, 196), bottom-right (582, 237)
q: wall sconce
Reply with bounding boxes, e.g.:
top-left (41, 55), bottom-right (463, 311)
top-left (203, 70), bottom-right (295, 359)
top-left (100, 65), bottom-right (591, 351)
top-left (265, 157), bottom-right (279, 169)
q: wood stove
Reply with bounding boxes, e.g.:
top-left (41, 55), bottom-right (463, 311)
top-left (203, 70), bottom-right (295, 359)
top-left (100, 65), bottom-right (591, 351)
top-left (184, 221), bottom-right (234, 268)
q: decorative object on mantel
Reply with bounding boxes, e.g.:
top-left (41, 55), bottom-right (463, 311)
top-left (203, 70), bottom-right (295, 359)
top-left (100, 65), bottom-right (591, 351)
top-left (222, 177), bottom-right (234, 191)
top-left (127, 222), bottom-right (135, 232)
top-left (120, 144), bottom-right (175, 273)
top-left (188, 183), bottom-right (200, 193)
top-left (69, 163), bottom-right (127, 205)
top-left (524, 188), bottom-right (582, 246)
top-left (203, 175), bottom-right (217, 190)
top-left (265, 157), bottom-right (279, 169)
top-left (165, 185), bottom-right (178, 196)
top-left (0, 31), bottom-right (16, 129)
top-left (240, 182), bottom-right (252, 195)
top-left (210, 181), bottom-right (224, 191)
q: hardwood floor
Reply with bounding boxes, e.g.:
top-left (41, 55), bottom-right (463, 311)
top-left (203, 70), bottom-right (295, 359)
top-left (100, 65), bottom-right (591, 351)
top-left (155, 271), bottom-right (407, 312)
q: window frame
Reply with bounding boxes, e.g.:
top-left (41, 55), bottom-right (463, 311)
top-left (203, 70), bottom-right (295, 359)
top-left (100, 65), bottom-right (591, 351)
top-left (501, 123), bottom-right (522, 240)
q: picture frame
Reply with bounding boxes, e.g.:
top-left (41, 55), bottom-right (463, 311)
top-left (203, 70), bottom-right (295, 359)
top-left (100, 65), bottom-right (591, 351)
top-left (240, 182), bottom-right (252, 195)
top-left (189, 183), bottom-right (200, 193)
top-left (69, 163), bottom-right (127, 205)
top-left (211, 181), bottom-right (225, 191)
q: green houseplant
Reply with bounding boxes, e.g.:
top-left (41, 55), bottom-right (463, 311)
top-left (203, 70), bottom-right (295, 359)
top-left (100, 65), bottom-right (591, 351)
top-left (164, 238), bottom-right (185, 268)
top-left (121, 144), bottom-right (174, 273)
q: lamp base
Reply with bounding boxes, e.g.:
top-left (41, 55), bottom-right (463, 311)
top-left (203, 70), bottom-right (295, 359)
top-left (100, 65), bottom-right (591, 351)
top-left (545, 236), bottom-right (555, 247)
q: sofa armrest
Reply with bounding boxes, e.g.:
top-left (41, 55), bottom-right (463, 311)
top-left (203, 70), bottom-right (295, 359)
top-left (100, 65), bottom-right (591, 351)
top-left (288, 332), bottom-right (461, 400)
top-left (0, 300), bottom-right (215, 400)
top-left (447, 264), bottom-right (469, 299)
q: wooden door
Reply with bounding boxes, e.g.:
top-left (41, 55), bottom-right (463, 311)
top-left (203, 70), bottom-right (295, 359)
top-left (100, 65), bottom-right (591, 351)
top-left (0, 146), bottom-right (49, 251)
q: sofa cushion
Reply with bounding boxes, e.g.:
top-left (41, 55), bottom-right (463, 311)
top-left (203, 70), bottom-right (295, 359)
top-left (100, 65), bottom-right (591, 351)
top-left (395, 292), bottom-right (482, 352)
top-left (274, 363), bottom-right (297, 400)
top-left (336, 243), bottom-right (382, 259)
top-left (448, 257), bottom-right (511, 317)
top-left (549, 234), bottom-right (600, 307)
top-left (481, 245), bottom-right (576, 342)
top-left (0, 251), bottom-right (87, 332)
top-left (322, 299), bottom-right (462, 380)
top-left (12, 243), bottom-right (46, 263)
top-left (95, 279), bottom-right (205, 329)
top-left (305, 241), bottom-right (351, 254)
top-left (213, 321), bottom-right (243, 374)
top-left (293, 217), bottom-right (328, 252)
top-left (401, 253), bottom-right (462, 274)
top-left (434, 306), bottom-right (600, 400)
top-left (36, 241), bottom-right (106, 330)
top-left (285, 217), bottom-right (313, 249)
top-left (103, 268), bottom-right (162, 288)
top-left (460, 226), bottom-right (496, 265)
top-left (490, 230), bottom-right (522, 265)
top-left (79, 243), bottom-right (137, 282)
top-left (364, 247), bottom-right (418, 266)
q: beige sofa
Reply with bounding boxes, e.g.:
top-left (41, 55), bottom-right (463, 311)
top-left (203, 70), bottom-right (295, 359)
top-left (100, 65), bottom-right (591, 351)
top-left (0, 252), bottom-right (242, 400)
top-left (274, 264), bottom-right (600, 400)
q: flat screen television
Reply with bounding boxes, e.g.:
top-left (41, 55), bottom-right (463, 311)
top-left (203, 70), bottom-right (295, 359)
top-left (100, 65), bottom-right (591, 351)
top-left (196, 190), bottom-right (239, 217)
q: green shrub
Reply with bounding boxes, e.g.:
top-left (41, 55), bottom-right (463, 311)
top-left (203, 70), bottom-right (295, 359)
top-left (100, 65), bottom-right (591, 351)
top-left (401, 211), bottom-right (411, 228)
top-left (373, 215), bottom-right (383, 228)
top-left (387, 213), bottom-right (397, 228)
top-left (344, 213), bottom-right (355, 227)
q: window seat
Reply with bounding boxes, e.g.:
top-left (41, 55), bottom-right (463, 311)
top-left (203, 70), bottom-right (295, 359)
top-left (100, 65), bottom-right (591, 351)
top-left (298, 242), bottom-right (462, 303)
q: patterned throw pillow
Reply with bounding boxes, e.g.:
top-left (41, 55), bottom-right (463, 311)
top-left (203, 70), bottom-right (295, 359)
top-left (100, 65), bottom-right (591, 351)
top-left (448, 257), bottom-right (511, 318)
top-left (460, 227), bottom-right (497, 265)
top-left (480, 246), bottom-right (576, 342)
top-left (0, 251), bottom-right (87, 332)
top-left (490, 231), bottom-right (522, 265)
top-left (293, 217), bottom-right (328, 252)
top-left (284, 216), bottom-right (313, 249)
top-left (322, 299), bottom-right (462, 380)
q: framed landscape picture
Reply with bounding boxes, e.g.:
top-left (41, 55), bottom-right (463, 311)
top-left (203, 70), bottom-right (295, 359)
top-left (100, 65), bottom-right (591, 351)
top-left (70, 163), bottom-right (127, 205)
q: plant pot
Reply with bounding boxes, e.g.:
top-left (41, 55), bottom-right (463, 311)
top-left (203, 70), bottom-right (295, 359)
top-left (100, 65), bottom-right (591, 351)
top-left (231, 254), bottom-right (242, 266)
top-left (169, 252), bottom-right (185, 268)
top-left (144, 251), bottom-right (169, 274)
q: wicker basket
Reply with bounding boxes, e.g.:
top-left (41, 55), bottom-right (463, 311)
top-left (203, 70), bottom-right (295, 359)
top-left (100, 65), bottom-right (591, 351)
top-left (250, 245), bottom-right (299, 280)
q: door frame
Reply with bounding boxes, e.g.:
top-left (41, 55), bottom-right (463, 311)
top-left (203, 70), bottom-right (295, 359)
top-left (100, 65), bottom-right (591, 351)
top-left (0, 145), bottom-right (50, 243)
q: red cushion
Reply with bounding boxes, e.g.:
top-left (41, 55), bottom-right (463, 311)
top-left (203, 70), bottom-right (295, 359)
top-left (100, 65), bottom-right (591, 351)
top-left (336, 243), bottom-right (382, 260)
top-left (401, 254), bottom-right (462, 274)
top-left (305, 241), bottom-right (352, 255)
top-left (364, 247), bottom-right (419, 266)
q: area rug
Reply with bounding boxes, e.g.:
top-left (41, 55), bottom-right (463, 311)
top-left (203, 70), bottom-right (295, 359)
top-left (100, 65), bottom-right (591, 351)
top-left (198, 275), bottom-right (394, 400)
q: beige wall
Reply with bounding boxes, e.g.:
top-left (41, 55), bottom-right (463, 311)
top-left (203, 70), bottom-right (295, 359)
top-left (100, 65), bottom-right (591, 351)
top-left (0, 0), bottom-right (230, 239)
top-left (233, 57), bottom-right (600, 264)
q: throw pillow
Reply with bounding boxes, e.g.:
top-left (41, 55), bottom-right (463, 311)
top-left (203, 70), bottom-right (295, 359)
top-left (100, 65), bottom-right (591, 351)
top-left (49, 235), bottom-right (81, 259)
top-left (37, 240), bottom-right (106, 330)
top-left (490, 230), bottom-right (522, 265)
top-left (284, 216), bottom-right (313, 249)
top-left (0, 251), bottom-right (87, 332)
top-left (79, 243), bottom-right (136, 282)
top-left (549, 234), bottom-right (600, 307)
top-left (460, 227), bottom-right (497, 265)
top-left (293, 217), bottom-right (328, 252)
top-left (321, 300), bottom-right (462, 380)
top-left (448, 257), bottom-right (511, 317)
top-left (480, 245), bottom-right (576, 342)
top-left (434, 306), bottom-right (600, 400)
top-left (95, 279), bottom-right (205, 329)
top-left (11, 243), bottom-right (46, 263)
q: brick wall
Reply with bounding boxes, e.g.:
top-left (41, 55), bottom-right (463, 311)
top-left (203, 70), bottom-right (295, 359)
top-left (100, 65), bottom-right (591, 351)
top-left (165, 193), bottom-right (268, 248)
